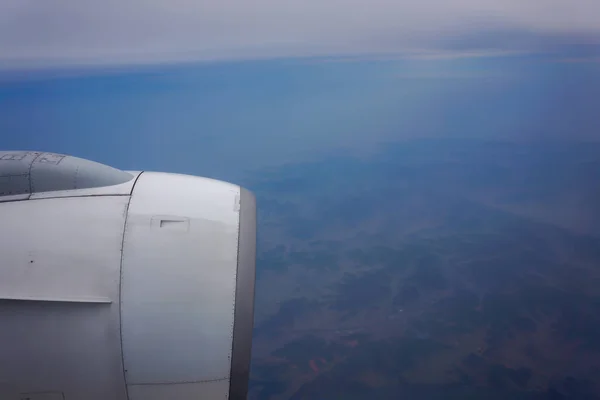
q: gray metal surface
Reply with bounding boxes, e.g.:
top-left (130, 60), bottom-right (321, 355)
top-left (30, 171), bottom-right (142, 200)
top-left (229, 188), bottom-right (257, 400)
top-left (0, 196), bottom-right (130, 399)
top-left (0, 151), bottom-right (133, 198)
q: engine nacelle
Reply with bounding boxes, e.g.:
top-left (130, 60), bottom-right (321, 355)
top-left (0, 151), bottom-right (256, 400)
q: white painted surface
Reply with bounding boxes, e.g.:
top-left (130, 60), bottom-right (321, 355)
top-left (127, 379), bottom-right (231, 400)
top-left (0, 196), bottom-right (129, 400)
top-left (121, 172), bottom-right (241, 396)
top-left (0, 196), bottom-right (128, 302)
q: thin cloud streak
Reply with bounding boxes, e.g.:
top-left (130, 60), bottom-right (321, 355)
top-left (553, 57), bottom-right (600, 63)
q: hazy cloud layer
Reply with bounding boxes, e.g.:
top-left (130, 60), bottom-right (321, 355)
top-left (1, 0), bottom-right (600, 68)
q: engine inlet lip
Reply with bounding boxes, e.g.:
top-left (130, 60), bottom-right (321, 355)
top-left (228, 187), bottom-right (257, 400)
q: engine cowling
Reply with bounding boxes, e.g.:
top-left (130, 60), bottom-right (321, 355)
top-left (0, 151), bottom-right (256, 400)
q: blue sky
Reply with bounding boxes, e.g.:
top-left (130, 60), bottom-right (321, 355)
top-left (1, 55), bottom-right (599, 185)
top-left (1, 2), bottom-right (599, 183)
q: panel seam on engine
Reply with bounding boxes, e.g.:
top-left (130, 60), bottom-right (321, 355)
top-left (27, 193), bottom-right (132, 201)
top-left (127, 377), bottom-right (229, 386)
top-left (118, 170), bottom-right (144, 400)
top-left (27, 152), bottom-right (44, 194)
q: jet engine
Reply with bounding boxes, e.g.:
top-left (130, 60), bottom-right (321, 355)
top-left (0, 151), bottom-right (256, 400)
